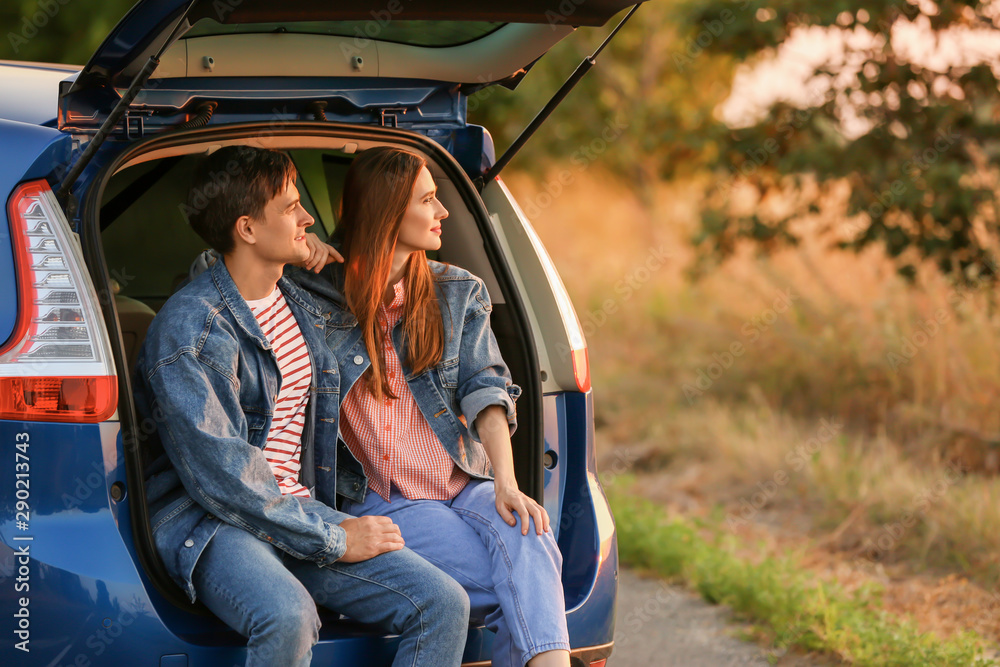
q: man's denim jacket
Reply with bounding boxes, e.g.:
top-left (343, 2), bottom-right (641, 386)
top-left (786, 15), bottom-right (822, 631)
top-left (289, 260), bottom-right (522, 500)
top-left (134, 259), bottom-right (349, 602)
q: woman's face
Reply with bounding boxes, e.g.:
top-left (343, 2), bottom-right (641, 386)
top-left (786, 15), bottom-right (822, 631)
top-left (395, 165), bottom-right (448, 255)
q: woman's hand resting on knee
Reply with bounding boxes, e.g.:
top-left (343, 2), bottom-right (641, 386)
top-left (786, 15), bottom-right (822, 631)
top-left (476, 405), bottom-right (552, 536)
top-left (495, 481), bottom-right (551, 536)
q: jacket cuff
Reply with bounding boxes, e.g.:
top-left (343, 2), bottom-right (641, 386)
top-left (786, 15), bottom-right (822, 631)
top-left (461, 386), bottom-right (518, 442)
top-left (312, 522), bottom-right (348, 565)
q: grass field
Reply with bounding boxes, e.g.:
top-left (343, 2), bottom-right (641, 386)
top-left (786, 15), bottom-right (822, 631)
top-left (503, 167), bottom-right (1000, 650)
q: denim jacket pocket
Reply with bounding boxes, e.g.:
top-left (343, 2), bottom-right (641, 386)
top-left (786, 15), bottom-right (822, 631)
top-left (242, 410), bottom-right (269, 448)
top-left (436, 356), bottom-right (460, 406)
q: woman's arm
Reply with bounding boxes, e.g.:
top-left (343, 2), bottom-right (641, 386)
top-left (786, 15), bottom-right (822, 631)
top-left (476, 404), bottom-right (550, 536)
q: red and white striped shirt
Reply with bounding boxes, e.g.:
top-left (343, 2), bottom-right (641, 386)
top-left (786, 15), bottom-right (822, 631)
top-left (341, 279), bottom-right (470, 502)
top-left (247, 288), bottom-right (313, 498)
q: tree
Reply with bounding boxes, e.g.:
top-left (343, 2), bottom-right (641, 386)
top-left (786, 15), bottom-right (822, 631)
top-left (1, 1), bottom-right (135, 65)
top-left (680, 0), bottom-right (1000, 283)
top-left (468, 2), bottom-right (739, 211)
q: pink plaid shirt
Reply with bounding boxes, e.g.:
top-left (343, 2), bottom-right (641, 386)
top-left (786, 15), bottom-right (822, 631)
top-left (340, 279), bottom-right (470, 502)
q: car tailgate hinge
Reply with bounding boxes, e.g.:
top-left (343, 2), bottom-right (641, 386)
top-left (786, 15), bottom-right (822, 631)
top-left (378, 107), bottom-right (409, 127)
top-left (124, 109), bottom-right (154, 139)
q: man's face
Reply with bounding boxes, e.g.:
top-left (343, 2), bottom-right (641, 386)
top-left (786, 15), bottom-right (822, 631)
top-left (249, 179), bottom-right (314, 265)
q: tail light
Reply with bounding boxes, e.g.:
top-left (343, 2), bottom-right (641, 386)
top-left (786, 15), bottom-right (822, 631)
top-left (515, 199), bottom-right (591, 392)
top-left (0, 180), bottom-right (117, 422)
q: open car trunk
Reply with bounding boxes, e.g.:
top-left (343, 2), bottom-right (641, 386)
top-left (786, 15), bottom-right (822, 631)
top-left (81, 123), bottom-right (543, 621)
top-left (59, 0), bottom-right (640, 136)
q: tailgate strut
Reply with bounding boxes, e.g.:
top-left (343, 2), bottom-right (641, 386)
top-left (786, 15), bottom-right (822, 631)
top-left (55, 0), bottom-right (199, 207)
top-left (477, 3), bottom-right (641, 189)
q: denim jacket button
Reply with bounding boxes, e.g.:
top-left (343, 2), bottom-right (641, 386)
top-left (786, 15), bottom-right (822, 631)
top-left (184, 539), bottom-right (194, 548)
top-left (352, 482), bottom-right (361, 491)
top-left (353, 355), bottom-right (363, 365)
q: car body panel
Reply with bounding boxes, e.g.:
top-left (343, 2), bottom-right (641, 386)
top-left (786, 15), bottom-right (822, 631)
top-left (0, 61), bottom-right (80, 127)
top-left (0, 119), bottom-right (73, 349)
top-left (544, 390), bottom-right (618, 646)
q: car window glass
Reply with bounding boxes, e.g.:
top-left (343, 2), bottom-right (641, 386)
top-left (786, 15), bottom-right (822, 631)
top-left (185, 19), bottom-right (504, 48)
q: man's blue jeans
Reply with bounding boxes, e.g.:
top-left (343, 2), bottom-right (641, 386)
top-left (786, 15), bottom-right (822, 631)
top-left (342, 480), bottom-right (570, 667)
top-left (191, 496), bottom-right (470, 667)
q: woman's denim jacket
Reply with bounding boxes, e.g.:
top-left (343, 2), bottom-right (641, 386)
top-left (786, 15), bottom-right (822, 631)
top-left (289, 260), bottom-right (522, 500)
top-left (134, 259), bottom-right (349, 602)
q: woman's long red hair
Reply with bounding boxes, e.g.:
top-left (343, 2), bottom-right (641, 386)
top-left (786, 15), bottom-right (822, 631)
top-left (338, 147), bottom-right (444, 399)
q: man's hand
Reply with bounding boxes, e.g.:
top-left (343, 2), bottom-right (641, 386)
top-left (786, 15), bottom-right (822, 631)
top-left (299, 232), bottom-right (344, 273)
top-left (495, 481), bottom-right (550, 536)
top-left (337, 515), bottom-right (404, 562)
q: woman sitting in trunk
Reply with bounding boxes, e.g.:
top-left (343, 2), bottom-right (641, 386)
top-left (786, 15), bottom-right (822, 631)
top-left (294, 146), bottom-right (570, 667)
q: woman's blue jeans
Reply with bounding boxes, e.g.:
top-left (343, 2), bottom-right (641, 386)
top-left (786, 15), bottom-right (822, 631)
top-left (191, 496), bottom-right (470, 667)
top-left (342, 480), bottom-right (571, 667)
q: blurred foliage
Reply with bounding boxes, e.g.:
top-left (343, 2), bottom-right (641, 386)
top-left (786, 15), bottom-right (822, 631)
top-left (676, 0), bottom-right (1000, 284)
top-left (0, 0), bottom-right (135, 64)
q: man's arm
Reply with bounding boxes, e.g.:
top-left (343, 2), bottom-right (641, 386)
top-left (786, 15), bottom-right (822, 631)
top-left (146, 347), bottom-right (351, 564)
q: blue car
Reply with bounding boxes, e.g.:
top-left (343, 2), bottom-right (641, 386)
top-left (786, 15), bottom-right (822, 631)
top-left (1, 2), bottom-right (633, 664)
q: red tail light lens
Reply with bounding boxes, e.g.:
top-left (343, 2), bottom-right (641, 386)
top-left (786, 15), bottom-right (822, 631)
top-left (572, 347), bottom-right (591, 393)
top-left (1, 181), bottom-right (117, 422)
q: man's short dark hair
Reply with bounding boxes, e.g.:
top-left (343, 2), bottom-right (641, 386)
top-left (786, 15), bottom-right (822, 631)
top-left (184, 146), bottom-right (297, 254)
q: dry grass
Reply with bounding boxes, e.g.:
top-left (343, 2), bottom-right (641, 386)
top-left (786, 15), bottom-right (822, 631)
top-left (502, 166), bottom-right (1000, 623)
top-left (508, 169), bottom-right (1000, 458)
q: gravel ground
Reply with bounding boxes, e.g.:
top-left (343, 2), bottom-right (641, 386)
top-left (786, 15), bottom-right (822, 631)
top-left (610, 568), bottom-right (832, 667)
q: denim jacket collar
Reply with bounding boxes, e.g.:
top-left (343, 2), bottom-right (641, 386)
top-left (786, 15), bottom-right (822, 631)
top-left (210, 257), bottom-right (327, 349)
top-left (286, 263), bottom-right (357, 328)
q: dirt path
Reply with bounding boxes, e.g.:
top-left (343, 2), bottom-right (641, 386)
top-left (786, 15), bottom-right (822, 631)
top-left (611, 568), bottom-right (832, 666)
